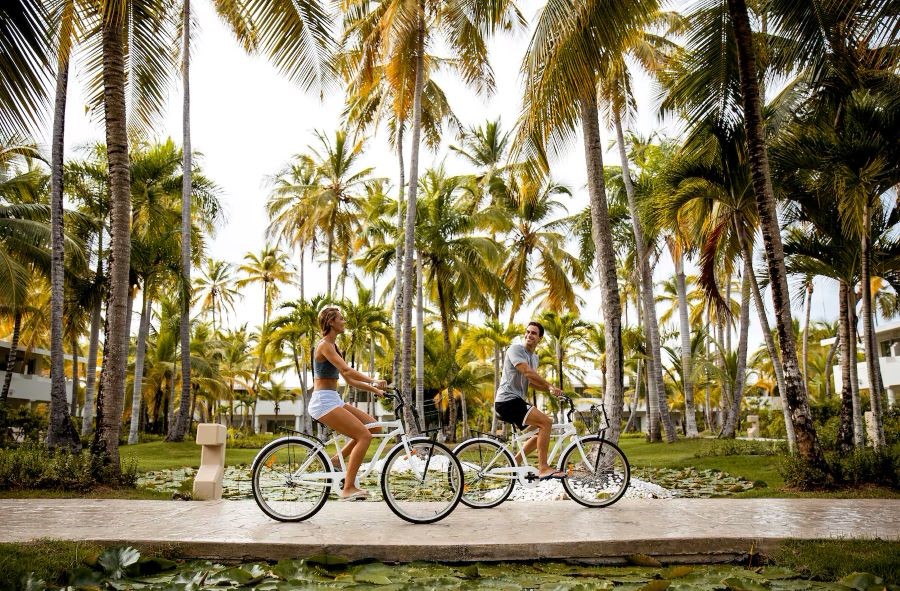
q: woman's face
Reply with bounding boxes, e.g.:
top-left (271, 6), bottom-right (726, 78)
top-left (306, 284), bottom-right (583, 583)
top-left (332, 311), bottom-right (346, 334)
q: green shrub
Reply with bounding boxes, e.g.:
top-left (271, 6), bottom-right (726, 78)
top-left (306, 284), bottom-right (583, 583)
top-left (0, 443), bottom-right (138, 491)
top-left (0, 405), bottom-right (48, 447)
top-left (778, 446), bottom-right (900, 490)
top-left (695, 438), bottom-right (787, 458)
top-left (226, 429), bottom-right (280, 449)
top-left (778, 454), bottom-right (835, 489)
top-left (884, 406), bottom-right (900, 446)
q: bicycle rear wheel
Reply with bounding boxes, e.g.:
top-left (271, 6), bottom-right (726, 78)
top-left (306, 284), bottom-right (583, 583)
top-left (380, 438), bottom-right (463, 524)
top-left (453, 438), bottom-right (516, 508)
top-left (251, 437), bottom-right (331, 522)
top-left (560, 437), bottom-right (630, 508)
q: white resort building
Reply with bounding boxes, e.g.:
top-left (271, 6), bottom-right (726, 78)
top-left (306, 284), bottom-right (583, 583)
top-left (821, 319), bottom-right (900, 408)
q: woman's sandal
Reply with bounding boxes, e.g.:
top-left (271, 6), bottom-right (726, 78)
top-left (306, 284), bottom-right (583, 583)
top-left (339, 489), bottom-right (369, 501)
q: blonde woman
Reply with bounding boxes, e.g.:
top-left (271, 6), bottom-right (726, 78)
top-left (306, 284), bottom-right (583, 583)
top-left (310, 306), bottom-right (386, 500)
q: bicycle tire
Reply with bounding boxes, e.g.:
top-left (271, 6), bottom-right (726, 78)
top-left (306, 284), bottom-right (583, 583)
top-left (380, 437), bottom-right (463, 524)
top-left (251, 437), bottom-right (331, 522)
top-left (560, 436), bottom-right (630, 508)
top-left (452, 438), bottom-right (516, 509)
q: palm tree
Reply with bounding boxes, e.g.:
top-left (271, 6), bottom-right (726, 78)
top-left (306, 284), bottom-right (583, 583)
top-left (518, 0), bottom-right (659, 447)
top-left (414, 168), bottom-right (506, 439)
top-left (237, 246), bottom-right (292, 329)
top-left (193, 258), bottom-right (239, 332)
top-left (502, 173), bottom-right (585, 320)
top-left (269, 299), bottom-right (318, 433)
top-left (0, 1), bottom-right (51, 137)
top-left (459, 320), bottom-right (521, 431)
top-left (537, 311), bottom-right (588, 393)
top-left (261, 379), bottom-right (297, 420)
top-left (345, 0), bottom-right (524, 422)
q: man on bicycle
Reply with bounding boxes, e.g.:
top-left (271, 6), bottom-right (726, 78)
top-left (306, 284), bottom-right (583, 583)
top-left (494, 321), bottom-right (567, 480)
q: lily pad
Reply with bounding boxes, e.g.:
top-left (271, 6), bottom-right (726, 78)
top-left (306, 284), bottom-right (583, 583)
top-left (640, 580), bottom-right (672, 591)
top-left (98, 547), bottom-right (142, 580)
top-left (627, 554), bottom-right (663, 567)
top-left (663, 567), bottom-right (696, 579)
top-left (723, 576), bottom-right (770, 591)
top-left (837, 573), bottom-right (884, 591)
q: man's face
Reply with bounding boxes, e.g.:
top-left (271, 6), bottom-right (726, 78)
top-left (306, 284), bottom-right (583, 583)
top-left (524, 325), bottom-right (542, 348)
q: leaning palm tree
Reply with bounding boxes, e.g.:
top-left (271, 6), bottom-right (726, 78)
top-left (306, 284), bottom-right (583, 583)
top-left (517, 0), bottom-right (659, 445)
top-left (237, 246), bottom-right (293, 330)
top-left (0, 1), bottom-right (51, 138)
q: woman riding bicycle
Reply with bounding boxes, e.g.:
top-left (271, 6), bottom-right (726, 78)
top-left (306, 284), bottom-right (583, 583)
top-left (311, 306), bottom-right (386, 501)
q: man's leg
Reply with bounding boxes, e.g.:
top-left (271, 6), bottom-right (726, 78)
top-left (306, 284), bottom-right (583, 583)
top-left (524, 408), bottom-right (563, 478)
top-left (514, 430), bottom-right (539, 464)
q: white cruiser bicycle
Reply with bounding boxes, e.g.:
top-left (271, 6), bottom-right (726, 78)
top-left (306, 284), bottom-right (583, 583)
top-left (250, 389), bottom-right (464, 524)
top-left (453, 395), bottom-right (630, 508)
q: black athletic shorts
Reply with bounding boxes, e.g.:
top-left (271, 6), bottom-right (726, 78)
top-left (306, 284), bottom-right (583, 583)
top-left (495, 397), bottom-right (533, 430)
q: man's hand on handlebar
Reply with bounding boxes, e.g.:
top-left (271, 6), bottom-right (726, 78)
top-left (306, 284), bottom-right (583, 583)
top-left (550, 386), bottom-right (564, 398)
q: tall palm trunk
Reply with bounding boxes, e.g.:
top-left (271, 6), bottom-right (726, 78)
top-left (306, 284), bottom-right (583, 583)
top-left (69, 334), bottom-right (79, 417)
top-left (801, 281), bottom-right (813, 396)
top-left (128, 289), bottom-right (152, 444)
top-left (392, 127), bottom-right (405, 385)
top-left (847, 288), bottom-right (864, 447)
top-left (92, 8), bottom-right (132, 478)
top-left (614, 108), bottom-right (675, 442)
top-left (860, 203), bottom-right (886, 449)
top-left (723, 256), bottom-right (751, 437)
top-left (1, 314), bottom-right (22, 402)
top-left (636, 289), bottom-right (659, 439)
top-left (326, 221), bottom-right (334, 298)
top-left (673, 246), bottom-right (699, 436)
top-left (436, 277), bottom-right (457, 440)
top-left (416, 254), bottom-right (424, 418)
top-left (726, 0), bottom-right (825, 468)
top-left (579, 92), bottom-right (623, 445)
top-left (400, 4), bottom-right (425, 435)
top-left (82, 237), bottom-right (103, 435)
top-left (169, 0), bottom-right (193, 443)
top-left (47, 12), bottom-right (80, 449)
top-left (836, 281), bottom-right (855, 451)
top-left (742, 231), bottom-right (795, 451)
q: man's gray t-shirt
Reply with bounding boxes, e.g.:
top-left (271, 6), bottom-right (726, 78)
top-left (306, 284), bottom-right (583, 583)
top-left (495, 344), bottom-right (539, 404)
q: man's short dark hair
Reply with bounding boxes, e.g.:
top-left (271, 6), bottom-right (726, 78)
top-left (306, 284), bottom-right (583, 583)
top-left (527, 321), bottom-right (545, 338)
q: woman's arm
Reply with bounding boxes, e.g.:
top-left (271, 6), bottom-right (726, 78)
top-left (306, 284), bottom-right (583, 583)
top-left (320, 342), bottom-right (384, 389)
top-left (345, 375), bottom-right (384, 396)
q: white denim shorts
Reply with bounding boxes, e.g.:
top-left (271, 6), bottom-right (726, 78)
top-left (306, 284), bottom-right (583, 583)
top-left (308, 389), bottom-right (345, 420)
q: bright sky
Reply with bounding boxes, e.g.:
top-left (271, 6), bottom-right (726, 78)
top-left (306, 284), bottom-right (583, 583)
top-left (42, 0), bottom-right (840, 355)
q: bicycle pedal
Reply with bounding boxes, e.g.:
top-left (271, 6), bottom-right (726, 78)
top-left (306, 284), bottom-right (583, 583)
top-left (524, 473), bottom-right (538, 483)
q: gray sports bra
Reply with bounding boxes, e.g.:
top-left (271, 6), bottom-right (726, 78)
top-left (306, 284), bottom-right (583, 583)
top-left (314, 342), bottom-right (340, 379)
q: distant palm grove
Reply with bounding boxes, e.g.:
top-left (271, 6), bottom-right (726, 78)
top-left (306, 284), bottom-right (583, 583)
top-left (0, 0), bottom-right (897, 482)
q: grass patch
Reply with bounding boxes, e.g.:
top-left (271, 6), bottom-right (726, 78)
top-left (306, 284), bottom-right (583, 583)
top-left (773, 539), bottom-right (900, 581)
top-left (120, 440), bottom-right (261, 472)
top-left (0, 540), bottom-right (107, 590)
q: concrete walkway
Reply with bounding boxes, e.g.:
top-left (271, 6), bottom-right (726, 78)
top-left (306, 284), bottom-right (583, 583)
top-left (2, 499), bottom-right (898, 563)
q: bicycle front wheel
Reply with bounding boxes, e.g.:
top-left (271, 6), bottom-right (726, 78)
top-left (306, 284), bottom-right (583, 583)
top-left (453, 438), bottom-right (516, 509)
top-left (380, 438), bottom-right (463, 524)
top-left (560, 437), bottom-right (630, 508)
top-left (251, 437), bottom-right (331, 522)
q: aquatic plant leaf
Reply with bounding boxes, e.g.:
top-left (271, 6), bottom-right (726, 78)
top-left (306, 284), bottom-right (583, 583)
top-left (757, 568), bottom-right (800, 580)
top-left (355, 573), bottom-right (394, 585)
top-left (627, 555), bottom-right (663, 567)
top-left (663, 567), bottom-right (696, 579)
top-left (723, 576), bottom-right (770, 591)
top-left (306, 554), bottom-right (351, 566)
top-left (98, 546), bottom-right (141, 579)
top-left (838, 573), bottom-right (884, 591)
top-left (640, 580), bottom-right (672, 591)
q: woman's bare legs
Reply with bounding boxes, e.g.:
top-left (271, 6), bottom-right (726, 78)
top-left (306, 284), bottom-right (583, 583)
top-left (330, 405), bottom-right (381, 467)
top-left (318, 406), bottom-right (373, 496)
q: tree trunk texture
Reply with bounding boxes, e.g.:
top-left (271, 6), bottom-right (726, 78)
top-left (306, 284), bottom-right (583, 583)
top-left (801, 281), bottom-right (813, 398)
top-left (847, 287), bottom-right (864, 447)
top-left (836, 281), bottom-right (855, 451)
top-left (170, 0), bottom-right (193, 443)
top-left (674, 247), bottom-right (699, 436)
top-left (416, 254), bottom-right (425, 422)
top-left (82, 240), bottom-right (103, 436)
top-left (860, 205), bottom-right (886, 449)
top-left (399, 5), bottom-right (425, 435)
top-left (1, 314), bottom-right (22, 402)
top-left (579, 93), bottom-right (624, 446)
top-left (92, 7), bottom-right (132, 479)
top-left (726, 0), bottom-right (825, 468)
top-left (614, 108), bottom-right (675, 442)
top-left (392, 127), bottom-right (405, 386)
top-left (69, 334), bottom-right (79, 417)
top-left (47, 13), bottom-right (80, 449)
top-left (128, 289), bottom-right (152, 444)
